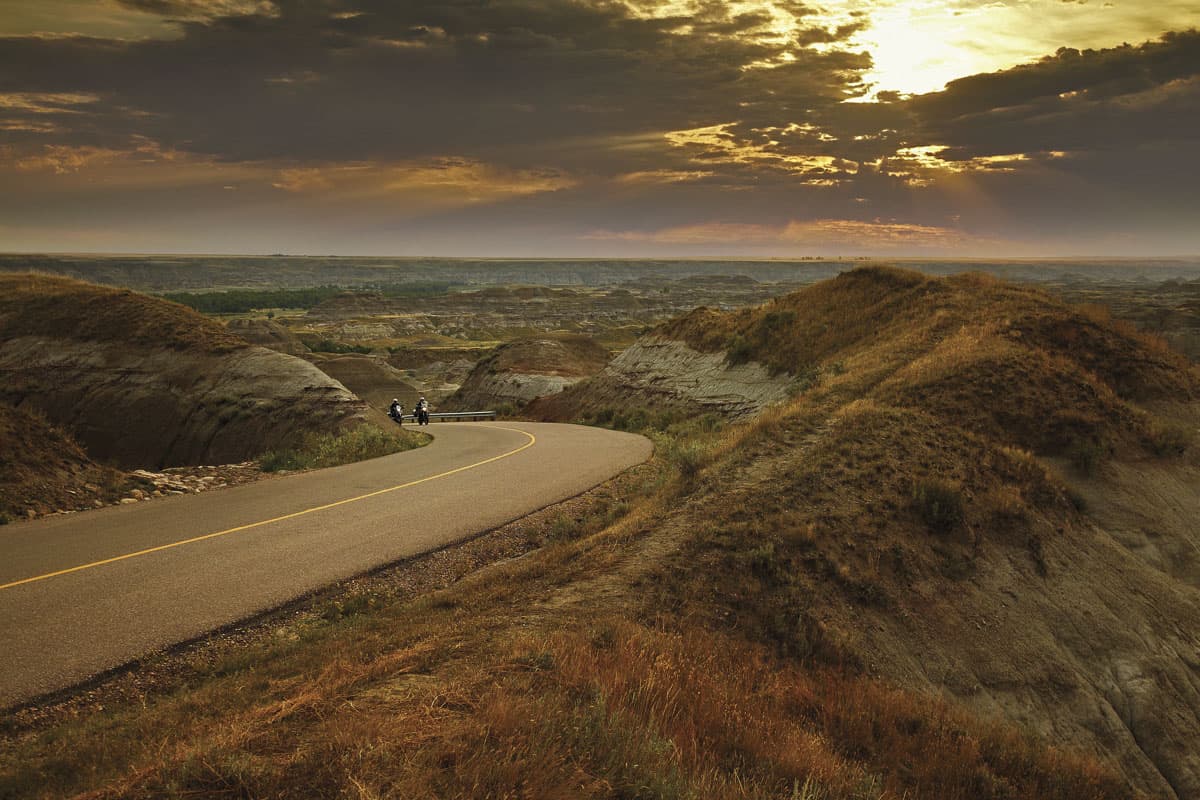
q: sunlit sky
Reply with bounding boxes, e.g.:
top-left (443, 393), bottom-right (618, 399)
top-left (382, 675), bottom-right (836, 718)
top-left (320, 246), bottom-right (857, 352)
top-left (1, 0), bottom-right (1198, 256)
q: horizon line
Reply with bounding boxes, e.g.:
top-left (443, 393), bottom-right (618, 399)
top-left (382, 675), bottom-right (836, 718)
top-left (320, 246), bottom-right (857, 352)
top-left (3, 251), bottom-right (1200, 263)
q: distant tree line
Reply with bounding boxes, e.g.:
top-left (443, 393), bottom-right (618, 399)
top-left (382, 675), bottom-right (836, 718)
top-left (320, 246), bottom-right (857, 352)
top-left (162, 283), bottom-right (456, 314)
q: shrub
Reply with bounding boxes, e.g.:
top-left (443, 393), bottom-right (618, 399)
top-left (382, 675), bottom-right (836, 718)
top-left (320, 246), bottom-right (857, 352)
top-left (548, 513), bottom-right (577, 542)
top-left (912, 478), bottom-right (964, 533)
top-left (660, 437), bottom-right (710, 482)
top-left (1065, 437), bottom-right (1106, 476)
top-left (747, 542), bottom-right (790, 586)
top-left (726, 335), bottom-right (754, 365)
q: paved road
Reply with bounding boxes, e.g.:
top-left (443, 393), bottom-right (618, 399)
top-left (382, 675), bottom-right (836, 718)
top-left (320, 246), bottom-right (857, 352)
top-left (0, 422), bottom-right (651, 706)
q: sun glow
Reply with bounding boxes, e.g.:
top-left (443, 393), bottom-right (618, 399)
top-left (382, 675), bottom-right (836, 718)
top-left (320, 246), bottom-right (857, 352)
top-left (827, 0), bottom-right (1200, 98)
top-left (624, 1), bottom-right (1200, 99)
top-left (850, 4), bottom-right (990, 97)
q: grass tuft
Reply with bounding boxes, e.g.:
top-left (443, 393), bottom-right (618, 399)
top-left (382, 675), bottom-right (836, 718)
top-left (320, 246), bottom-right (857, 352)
top-left (911, 478), bottom-right (965, 534)
top-left (1145, 420), bottom-right (1193, 458)
top-left (260, 424), bottom-right (425, 472)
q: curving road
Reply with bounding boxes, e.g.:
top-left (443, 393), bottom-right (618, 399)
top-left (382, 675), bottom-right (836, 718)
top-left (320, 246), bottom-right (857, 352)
top-left (0, 422), bottom-right (652, 706)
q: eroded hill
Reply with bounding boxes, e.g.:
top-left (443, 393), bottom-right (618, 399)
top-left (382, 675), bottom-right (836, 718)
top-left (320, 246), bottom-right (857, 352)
top-left (542, 266), bottom-right (1200, 796)
top-left (446, 334), bottom-right (612, 411)
top-left (0, 274), bottom-right (370, 469)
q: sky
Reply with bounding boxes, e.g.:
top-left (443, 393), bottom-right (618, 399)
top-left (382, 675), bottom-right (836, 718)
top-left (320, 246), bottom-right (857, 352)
top-left (0, 0), bottom-right (1198, 257)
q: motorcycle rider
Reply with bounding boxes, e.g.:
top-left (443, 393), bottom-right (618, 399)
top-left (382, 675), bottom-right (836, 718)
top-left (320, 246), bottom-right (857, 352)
top-left (416, 396), bottom-right (430, 425)
top-left (388, 398), bottom-right (403, 424)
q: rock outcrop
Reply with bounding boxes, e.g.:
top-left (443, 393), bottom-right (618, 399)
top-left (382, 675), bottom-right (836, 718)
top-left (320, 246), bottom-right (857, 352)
top-left (0, 274), bottom-right (370, 470)
top-left (530, 334), bottom-right (794, 421)
top-left (591, 335), bottom-right (792, 417)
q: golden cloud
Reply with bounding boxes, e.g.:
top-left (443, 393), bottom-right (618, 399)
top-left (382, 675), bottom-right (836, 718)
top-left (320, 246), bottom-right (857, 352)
top-left (586, 217), bottom-right (990, 250)
top-left (665, 123), bottom-right (859, 182)
top-left (0, 92), bottom-right (100, 114)
top-left (271, 158), bottom-right (575, 205)
top-left (614, 169), bottom-right (715, 184)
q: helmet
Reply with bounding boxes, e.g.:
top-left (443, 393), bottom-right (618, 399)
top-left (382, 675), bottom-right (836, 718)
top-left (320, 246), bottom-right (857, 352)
top-left (392, 398), bottom-right (399, 403)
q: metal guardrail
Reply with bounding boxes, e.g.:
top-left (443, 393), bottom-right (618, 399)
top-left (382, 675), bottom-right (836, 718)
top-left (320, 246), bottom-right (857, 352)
top-left (401, 410), bottom-right (497, 423)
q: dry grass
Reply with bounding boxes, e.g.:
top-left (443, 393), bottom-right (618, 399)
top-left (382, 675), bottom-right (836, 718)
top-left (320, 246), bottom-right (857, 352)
top-left (0, 273), bottom-right (246, 353)
top-left (259, 423), bottom-right (427, 472)
top-left (2, 587), bottom-right (1135, 800)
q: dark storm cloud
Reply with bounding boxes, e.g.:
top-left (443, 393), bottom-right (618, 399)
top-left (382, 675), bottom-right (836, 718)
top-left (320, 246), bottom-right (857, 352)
top-left (689, 29), bottom-right (1200, 187)
top-left (907, 30), bottom-right (1200, 159)
top-left (0, 0), bottom-right (869, 171)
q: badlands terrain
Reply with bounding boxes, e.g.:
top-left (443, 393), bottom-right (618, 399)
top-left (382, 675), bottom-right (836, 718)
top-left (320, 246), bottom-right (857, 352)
top-left (2, 258), bottom-right (1199, 798)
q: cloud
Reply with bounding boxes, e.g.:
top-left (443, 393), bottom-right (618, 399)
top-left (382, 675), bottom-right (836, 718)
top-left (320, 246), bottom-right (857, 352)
top-left (872, 29), bottom-right (1200, 208)
top-left (269, 157), bottom-right (575, 206)
top-left (586, 218), bottom-right (992, 253)
top-left (0, 1), bottom-right (1197, 255)
top-left (0, 0), bottom-right (869, 169)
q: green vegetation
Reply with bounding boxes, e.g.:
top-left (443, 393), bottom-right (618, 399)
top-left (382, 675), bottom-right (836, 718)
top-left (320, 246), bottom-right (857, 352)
top-left (1066, 437), bottom-right (1108, 475)
top-left (162, 283), bottom-right (455, 315)
top-left (259, 424), bottom-right (426, 472)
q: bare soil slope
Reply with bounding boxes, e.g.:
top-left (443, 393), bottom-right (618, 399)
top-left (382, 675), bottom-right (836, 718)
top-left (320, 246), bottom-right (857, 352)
top-left (0, 274), bottom-right (370, 469)
top-left (0, 404), bottom-right (133, 520)
top-left (306, 353), bottom-right (423, 412)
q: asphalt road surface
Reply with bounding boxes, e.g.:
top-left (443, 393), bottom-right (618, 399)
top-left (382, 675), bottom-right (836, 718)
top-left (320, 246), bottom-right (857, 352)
top-left (0, 422), bottom-right (652, 706)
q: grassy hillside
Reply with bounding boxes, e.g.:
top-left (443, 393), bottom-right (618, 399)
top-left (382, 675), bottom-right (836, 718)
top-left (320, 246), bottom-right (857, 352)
top-left (657, 267), bottom-right (1196, 459)
top-left (6, 268), bottom-right (1196, 798)
top-left (0, 273), bottom-right (247, 353)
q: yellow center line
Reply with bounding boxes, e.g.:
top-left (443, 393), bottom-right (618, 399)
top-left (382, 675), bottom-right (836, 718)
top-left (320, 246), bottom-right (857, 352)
top-left (0, 425), bottom-right (536, 593)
